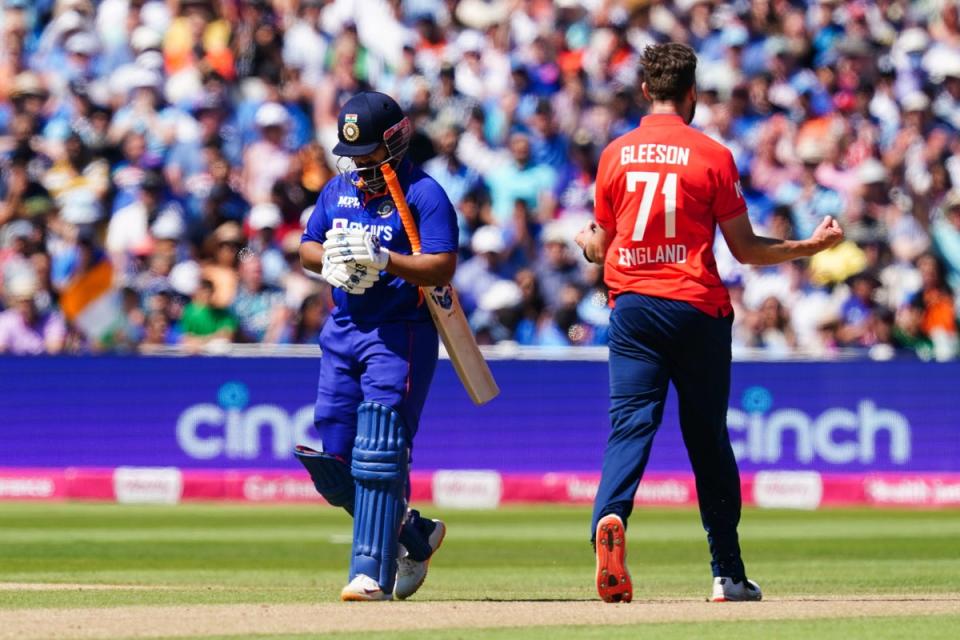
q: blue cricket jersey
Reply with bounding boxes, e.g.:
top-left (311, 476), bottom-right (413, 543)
top-left (302, 160), bottom-right (459, 324)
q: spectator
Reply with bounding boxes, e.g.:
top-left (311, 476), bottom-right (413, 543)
top-left (453, 224), bottom-right (515, 315)
top-left (837, 271), bottom-right (882, 347)
top-left (0, 268), bottom-right (65, 354)
top-left (485, 132), bottom-right (556, 228)
top-left (178, 278), bottom-right (236, 353)
top-left (242, 102), bottom-right (292, 205)
top-left (911, 252), bottom-right (958, 360)
top-left (286, 292), bottom-right (327, 345)
top-left (246, 202), bottom-right (285, 285)
top-left (231, 253), bottom-right (287, 344)
top-left (201, 221), bottom-right (243, 309)
top-left (535, 222), bottom-right (584, 311)
top-left (931, 190), bottom-right (960, 293)
top-left (0, 0), bottom-right (958, 357)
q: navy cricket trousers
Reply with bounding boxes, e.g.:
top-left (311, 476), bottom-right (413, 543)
top-left (591, 293), bottom-right (746, 580)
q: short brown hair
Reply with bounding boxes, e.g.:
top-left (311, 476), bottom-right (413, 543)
top-left (641, 43), bottom-right (698, 102)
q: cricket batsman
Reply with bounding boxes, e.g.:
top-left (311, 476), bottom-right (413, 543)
top-left (575, 44), bottom-right (844, 603)
top-left (296, 92), bottom-right (457, 601)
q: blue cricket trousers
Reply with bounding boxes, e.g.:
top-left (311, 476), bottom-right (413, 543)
top-left (591, 293), bottom-right (745, 580)
top-left (313, 316), bottom-right (439, 461)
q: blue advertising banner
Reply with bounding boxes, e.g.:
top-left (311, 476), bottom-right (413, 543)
top-left (1, 357), bottom-right (957, 472)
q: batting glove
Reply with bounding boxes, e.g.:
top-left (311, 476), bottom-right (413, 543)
top-left (320, 254), bottom-right (380, 295)
top-left (323, 228), bottom-right (390, 271)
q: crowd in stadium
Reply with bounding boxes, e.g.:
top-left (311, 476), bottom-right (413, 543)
top-left (1, 0), bottom-right (959, 359)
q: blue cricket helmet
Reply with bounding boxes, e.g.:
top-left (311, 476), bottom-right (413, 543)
top-left (334, 91), bottom-right (413, 192)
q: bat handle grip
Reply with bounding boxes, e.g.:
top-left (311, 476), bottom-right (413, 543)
top-left (381, 162), bottom-right (422, 255)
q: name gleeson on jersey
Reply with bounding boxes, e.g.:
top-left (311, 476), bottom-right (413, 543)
top-left (331, 218), bottom-right (395, 241)
top-left (620, 144), bottom-right (691, 166)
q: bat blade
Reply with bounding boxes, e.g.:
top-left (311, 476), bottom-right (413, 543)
top-left (422, 284), bottom-right (499, 405)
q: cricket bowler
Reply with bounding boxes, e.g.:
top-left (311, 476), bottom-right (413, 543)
top-left (576, 43), bottom-right (844, 603)
top-left (296, 91), bottom-right (456, 601)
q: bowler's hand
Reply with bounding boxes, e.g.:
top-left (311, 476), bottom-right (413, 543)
top-left (576, 221), bottom-right (607, 263)
top-left (323, 228), bottom-right (390, 271)
top-left (807, 216), bottom-right (844, 254)
top-left (575, 221), bottom-right (596, 251)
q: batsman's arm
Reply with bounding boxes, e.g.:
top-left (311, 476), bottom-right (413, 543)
top-left (383, 251), bottom-right (456, 287)
top-left (299, 240), bottom-right (325, 274)
top-left (720, 213), bottom-right (844, 265)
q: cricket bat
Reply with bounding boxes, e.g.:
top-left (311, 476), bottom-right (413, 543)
top-left (381, 163), bottom-right (500, 405)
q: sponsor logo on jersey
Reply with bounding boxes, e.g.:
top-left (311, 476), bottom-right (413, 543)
top-left (337, 195), bottom-right (361, 208)
top-left (331, 218), bottom-right (395, 242)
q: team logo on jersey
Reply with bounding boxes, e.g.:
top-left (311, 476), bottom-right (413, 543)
top-left (734, 180), bottom-right (744, 199)
top-left (377, 201), bottom-right (394, 218)
top-left (337, 195), bottom-right (361, 208)
top-left (342, 122), bottom-right (360, 142)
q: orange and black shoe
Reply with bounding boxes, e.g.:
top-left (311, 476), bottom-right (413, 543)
top-left (595, 514), bottom-right (632, 603)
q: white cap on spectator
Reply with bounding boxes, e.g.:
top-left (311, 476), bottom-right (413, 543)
top-left (478, 280), bottom-right (522, 311)
top-left (164, 67), bottom-right (203, 105)
top-left (929, 51), bottom-right (960, 81)
top-left (857, 158), bottom-right (888, 185)
top-left (471, 225), bottom-right (506, 254)
top-left (169, 260), bottom-right (201, 296)
top-left (52, 11), bottom-right (86, 39)
top-left (943, 190), bottom-right (960, 211)
top-left (255, 102), bottom-right (289, 128)
top-left (59, 188), bottom-right (102, 224)
top-left (5, 269), bottom-right (39, 301)
top-left (1, 220), bottom-right (33, 247)
top-left (249, 203), bottom-right (283, 231)
top-left (456, 30), bottom-right (486, 55)
top-left (128, 67), bottom-right (162, 91)
top-left (65, 32), bottom-right (98, 56)
top-left (456, 0), bottom-right (509, 30)
top-left (131, 26), bottom-right (163, 52)
top-left (541, 222), bottom-right (571, 248)
top-left (900, 91), bottom-right (930, 112)
top-left (797, 138), bottom-right (825, 164)
top-left (151, 205), bottom-right (186, 240)
top-left (136, 50), bottom-right (165, 72)
top-left (897, 28), bottom-right (929, 54)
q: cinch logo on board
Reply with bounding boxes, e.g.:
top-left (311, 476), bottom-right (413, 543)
top-left (176, 382), bottom-right (321, 460)
top-left (727, 387), bottom-right (911, 466)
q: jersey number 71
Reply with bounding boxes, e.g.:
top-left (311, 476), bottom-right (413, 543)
top-left (627, 171), bottom-right (679, 241)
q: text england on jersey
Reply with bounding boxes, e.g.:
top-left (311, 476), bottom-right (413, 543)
top-left (618, 244), bottom-right (688, 267)
top-left (620, 144), bottom-right (691, 166)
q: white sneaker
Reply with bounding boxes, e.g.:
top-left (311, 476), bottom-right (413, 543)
top-left (340, 574), bottom-right (391, 602)
top-left (394, 519), bottom-right (446, 600)
top-left (711, 576), bottom-right (762, 602)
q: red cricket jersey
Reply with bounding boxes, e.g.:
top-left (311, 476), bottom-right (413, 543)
top-left (594, 114), bottom-right (747, 317)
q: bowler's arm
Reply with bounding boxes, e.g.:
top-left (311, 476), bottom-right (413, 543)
top-left (719, 213), bottom-right (844, 265)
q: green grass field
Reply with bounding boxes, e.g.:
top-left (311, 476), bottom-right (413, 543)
top-left (1, 502), bottom-right (959, 639)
